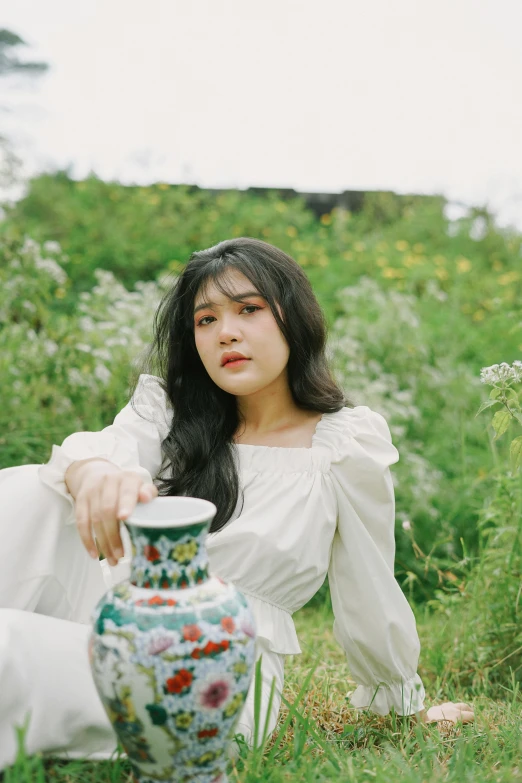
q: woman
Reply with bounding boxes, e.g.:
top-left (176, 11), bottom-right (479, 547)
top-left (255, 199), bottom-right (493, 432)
top-left (0, 237), bottom-right (473, 769)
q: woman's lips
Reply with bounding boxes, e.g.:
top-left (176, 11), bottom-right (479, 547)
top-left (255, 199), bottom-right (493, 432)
top-left (223, 358), bottom-right (250, 368)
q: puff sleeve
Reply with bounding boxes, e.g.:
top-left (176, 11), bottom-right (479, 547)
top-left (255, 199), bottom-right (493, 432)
top-left (325, 407), bottom-right (426, 716)
top-left (38, 374), bottom-right (171, 524)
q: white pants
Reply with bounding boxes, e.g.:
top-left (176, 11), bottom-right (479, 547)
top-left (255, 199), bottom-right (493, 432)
top-left (0, 464), bottom-right (284, 770)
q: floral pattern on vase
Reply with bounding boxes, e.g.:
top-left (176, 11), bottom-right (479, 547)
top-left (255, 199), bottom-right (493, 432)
top-left (89, 499), bottom-right (256, 783)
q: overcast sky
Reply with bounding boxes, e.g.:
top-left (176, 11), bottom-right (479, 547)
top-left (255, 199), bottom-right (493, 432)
top-left (2, 0), bottom-right (522, 230)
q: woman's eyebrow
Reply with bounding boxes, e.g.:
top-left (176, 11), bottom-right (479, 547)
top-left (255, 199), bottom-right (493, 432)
top-left (193, 290), bottom-right (263, 315)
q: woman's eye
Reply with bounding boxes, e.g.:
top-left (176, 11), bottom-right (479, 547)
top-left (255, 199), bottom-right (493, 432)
top-left (197, 316), bottom-right (215, 326)
top-left (196, 305), bottom-right (261, 327)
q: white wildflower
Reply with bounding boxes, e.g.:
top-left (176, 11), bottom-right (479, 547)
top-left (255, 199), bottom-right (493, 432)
top-left (92, 348), bottom-right (111, 361)
top-left (43, 240), bottom-right (61, 254)
top-left (78, 317), bottom-right (95, 332)
top-left (94, 364), bottom-right (111, 385)
top-left (106, 337), bottom-right (128, 347)
top-left (402, 520), bottom-right (412, 531)
top-left (76, 343), bottom-right (93, 353)
top-left (67, 368), bottom-right (87, 388)
top-left (21, 238), bottom-right (39, 255)
top-left (34, 258), bottom-right (68, 285)
top-left (512, 360), bottom-right (522, 383)
top-left (424, 279), bottom-right (448, 302)
top-left (22, 300), bottom-right (37, 313)
top-left (43, 340), bottom-right (59, 357)
top-left (480, 361), bottom-right (522, 386)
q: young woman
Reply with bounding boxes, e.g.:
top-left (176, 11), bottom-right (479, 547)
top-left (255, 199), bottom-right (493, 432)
top-left (0, 237), bottom-right (473, 769)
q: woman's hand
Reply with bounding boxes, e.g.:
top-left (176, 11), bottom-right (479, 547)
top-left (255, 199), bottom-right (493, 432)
top-left (416, 701), bottom-right (474, 726)
top-left (66, 458), bottom-right (158, 565)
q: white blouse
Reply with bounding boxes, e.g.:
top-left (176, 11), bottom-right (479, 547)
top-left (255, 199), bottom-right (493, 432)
top-left (39, 374), bottom-right (426, 716)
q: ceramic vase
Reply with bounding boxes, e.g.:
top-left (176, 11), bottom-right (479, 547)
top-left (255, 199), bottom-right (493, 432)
top-left (88, 497), bottom-right (257, 783)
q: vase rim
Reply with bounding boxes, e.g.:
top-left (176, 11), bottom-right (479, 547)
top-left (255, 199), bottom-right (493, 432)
top-left (124, 496), bottom-right (217, 528)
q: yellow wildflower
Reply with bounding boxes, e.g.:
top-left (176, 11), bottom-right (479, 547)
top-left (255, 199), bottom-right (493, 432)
top-left (317, 255), bottom-right (329, 267)
top-left (55, 287), bottom-right (66, 299)
top-left (157, 182), bottom-right (169, 190)
top-left (456, 258), bottom-right (472, 273)
top-left (395, 240), bottom-right (409, 252)
top-left (472, 309), bottom-right (485, 321)
top-left (376, 256), bottom-right (388, 267)
top-left (286, 225), bottom-right (297, 238)
top-left (320, 213), bottom-right (332, 225)
top-left (433, 255), bottom-right (447, 266)
top-left (402, 254), bottom-right (419, 268)
top-left (498, 271), bottom-right (520, 285)
top-left (435, 268), bottom-right (449, 280)
top-left (492, 259), bottom-right (503, 271)
top-left (382, 267), bottom-right (406, 279)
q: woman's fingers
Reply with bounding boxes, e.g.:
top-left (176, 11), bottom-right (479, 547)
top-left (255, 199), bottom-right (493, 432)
top-left (90, 475), bottom-right (122, 564)
top-left (74, 469), bottom-right (158, 563)
top-left (427, 701), bottom-right (475, 726)
top-left (137, 483), bottom-right (158, 503)
top-left (75, 494), bottom-right (98, 558)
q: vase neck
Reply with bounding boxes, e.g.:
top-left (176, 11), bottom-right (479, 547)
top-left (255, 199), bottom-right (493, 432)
top-left (126, 521), bottom-right (210, 590)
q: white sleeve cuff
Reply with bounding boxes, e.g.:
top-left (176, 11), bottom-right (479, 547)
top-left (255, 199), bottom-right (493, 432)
top-left (38, 435), bottom-right (153, 525)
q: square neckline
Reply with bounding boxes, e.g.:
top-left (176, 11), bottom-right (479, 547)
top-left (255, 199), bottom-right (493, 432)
top-left (233, 412), bottom-right (326, 451)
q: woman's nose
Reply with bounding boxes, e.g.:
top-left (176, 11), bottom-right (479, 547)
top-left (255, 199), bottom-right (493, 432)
top-left (217, 316), bottom-right (241, 343)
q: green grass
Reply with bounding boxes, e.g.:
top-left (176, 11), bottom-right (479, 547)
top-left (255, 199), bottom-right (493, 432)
top-left (4, 604), bottom-right (521, 783)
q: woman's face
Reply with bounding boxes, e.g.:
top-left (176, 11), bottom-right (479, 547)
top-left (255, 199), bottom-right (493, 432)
top-left (193, 268), bottom-right (290, 397)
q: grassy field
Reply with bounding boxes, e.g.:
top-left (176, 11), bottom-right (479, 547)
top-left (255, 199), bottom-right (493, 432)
top-left (3, 603), bottom-right (521, 783)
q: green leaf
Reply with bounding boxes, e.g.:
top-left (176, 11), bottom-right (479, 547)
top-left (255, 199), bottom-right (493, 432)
top-left (475, 399), bottom-right (500, 417)
top-left (491, 410), bottom-right (511, 439)
top-left (490, 388), bottom-right (502, 399)
top-left (505, 388), bottom-right (521, 403)
top-left (510, 436), bottom-right (522, 472)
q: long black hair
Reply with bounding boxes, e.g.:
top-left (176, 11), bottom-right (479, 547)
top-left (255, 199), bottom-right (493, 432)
top-left (132, 237), bottom-right (352, 533)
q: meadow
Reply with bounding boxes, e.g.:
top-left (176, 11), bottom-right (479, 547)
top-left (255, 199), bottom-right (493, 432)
top-left (1, 175), bottom-right (521, 780)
